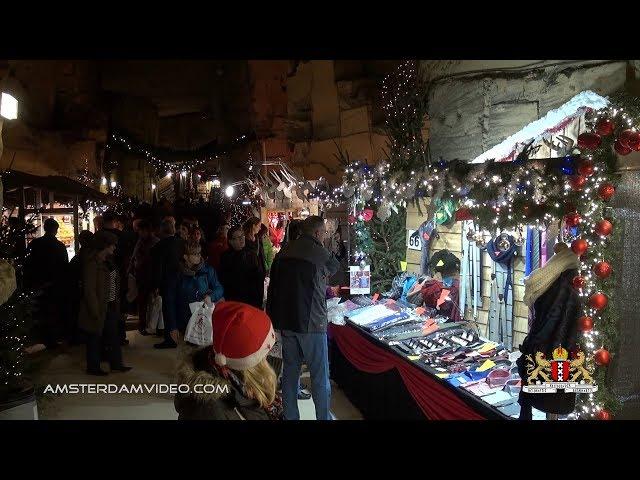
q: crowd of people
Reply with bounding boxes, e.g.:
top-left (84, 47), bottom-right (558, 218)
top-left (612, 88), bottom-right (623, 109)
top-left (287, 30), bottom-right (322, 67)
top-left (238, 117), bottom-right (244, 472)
top-left (24, 203), bottom-right (343, 420)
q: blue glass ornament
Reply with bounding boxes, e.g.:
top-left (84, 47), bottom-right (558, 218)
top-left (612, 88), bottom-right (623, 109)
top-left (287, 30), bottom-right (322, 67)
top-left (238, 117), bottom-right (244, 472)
top-left (459, 185), bottom-right (471, 196)
top-left (560, 155), bottom-right (575, 175)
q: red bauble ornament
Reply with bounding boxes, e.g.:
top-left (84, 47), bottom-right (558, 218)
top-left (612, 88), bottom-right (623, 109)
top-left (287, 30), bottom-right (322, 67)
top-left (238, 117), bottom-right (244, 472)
top-left (595, 118), bottom-right (615, 136)
top-left (618, 129), bottom-right (635, 147)
top-left (571, 239), bottom-right (588, 256)
top-left (589, 292), bottom-right (608, 310)
top-left (595, 219), bottom-right (613, 237)
top-left (569, 175), bottom-right (587, 191)
top-left (454, 207), bottom-right (474, 221)
top-left (596, 409), bottom-right (612, 421)
top-left (598, 183), bottom-right (615, 201)
top-left (362, 209), bottom-right (374, 222)
top-left (572, 275), bottom-right (586, 289)
top-left (614, 139), bottom-right (632, 156)
top-left (593, 261), bottom-right (612, 279)
top-left (594, 348), bottom-right (611, 366)
top-left (564, 212), bottom-right (581, 227)
top-left (578, 316), bottom-right (593, 332)
top-left (578, 160), bottom-right (595, 177)
top-left (577, 132), bottom-right (602, 150)
top-left (347, 214), bottom-right (356, 225)
top-left (628, 131), bottom-right (640, 151)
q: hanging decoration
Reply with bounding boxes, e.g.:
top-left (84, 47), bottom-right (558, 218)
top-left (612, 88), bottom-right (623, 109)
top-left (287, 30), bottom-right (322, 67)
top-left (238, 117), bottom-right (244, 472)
top-left (106, 131), bottom-right (256, 176)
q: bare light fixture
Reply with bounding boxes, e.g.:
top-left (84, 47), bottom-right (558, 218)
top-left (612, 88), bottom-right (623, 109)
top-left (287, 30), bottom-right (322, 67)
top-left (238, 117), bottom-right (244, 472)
top-left (212, 177), bottom-right (221, 188)
top-left (225, 185), bottom-right (235, 198)
top-left (101, 177), bottom-right (107, 186)
top-left (0, 92), bottom-right (18, 120)
top-left (151, 184), bottom-right (157, 190)
top-left (1, 73), bottom-right (23, 121)
top-left (110, 181), bottom-right (117, 188)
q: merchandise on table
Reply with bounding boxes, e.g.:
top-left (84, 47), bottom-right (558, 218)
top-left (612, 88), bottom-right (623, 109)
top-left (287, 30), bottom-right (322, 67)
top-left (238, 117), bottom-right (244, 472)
top-left (347, 304), bottom-right (400, 326)
top-left (340, 291), bottom-right (530, 419)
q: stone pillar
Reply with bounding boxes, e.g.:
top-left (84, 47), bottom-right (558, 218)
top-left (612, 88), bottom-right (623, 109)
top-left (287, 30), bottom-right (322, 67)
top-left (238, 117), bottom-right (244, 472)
top-left (610, 170), bottom-right (640, 418)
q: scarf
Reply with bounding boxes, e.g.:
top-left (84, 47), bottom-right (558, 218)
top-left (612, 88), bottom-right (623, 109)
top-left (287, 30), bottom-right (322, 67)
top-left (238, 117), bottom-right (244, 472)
top-left (523, 247), bottom-right (580, 307)
top-left (180, 258), bottom-right (205, 277)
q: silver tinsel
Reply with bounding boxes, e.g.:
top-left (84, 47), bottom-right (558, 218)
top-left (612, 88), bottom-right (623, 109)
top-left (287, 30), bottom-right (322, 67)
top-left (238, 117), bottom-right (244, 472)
top-left (609, 172), bottom-right (640, 415)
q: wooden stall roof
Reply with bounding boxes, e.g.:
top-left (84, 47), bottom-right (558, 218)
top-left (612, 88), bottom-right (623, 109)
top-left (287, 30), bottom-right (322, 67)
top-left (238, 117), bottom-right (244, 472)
top-left (1, 169), bottom-right (111, 202)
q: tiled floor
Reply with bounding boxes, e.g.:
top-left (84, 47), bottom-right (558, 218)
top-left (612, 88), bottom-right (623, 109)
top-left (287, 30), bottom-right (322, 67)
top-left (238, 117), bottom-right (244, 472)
top-left (31, 330), bottom-right (362, 420)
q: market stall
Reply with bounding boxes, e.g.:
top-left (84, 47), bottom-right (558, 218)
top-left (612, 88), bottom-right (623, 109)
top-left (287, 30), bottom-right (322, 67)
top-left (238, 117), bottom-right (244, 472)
top-left (316, 81), bottom-right (627, 420)
top-left (1, 169), bottom-right (111, 258)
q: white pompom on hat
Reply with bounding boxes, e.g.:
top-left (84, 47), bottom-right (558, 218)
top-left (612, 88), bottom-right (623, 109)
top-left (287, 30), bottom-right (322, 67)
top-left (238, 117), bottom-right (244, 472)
top-left (210, 301), bottom-right (275, 371)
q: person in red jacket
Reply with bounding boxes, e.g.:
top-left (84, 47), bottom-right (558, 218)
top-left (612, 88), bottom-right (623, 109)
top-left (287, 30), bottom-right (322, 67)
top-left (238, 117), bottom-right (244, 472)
top-left (206, 222), bottom-right (229, 272)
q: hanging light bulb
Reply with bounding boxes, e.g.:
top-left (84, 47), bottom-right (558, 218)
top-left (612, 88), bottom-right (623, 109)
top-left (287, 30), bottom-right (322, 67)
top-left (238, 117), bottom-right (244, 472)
top-left (225, 185), bottom-right (235, 198)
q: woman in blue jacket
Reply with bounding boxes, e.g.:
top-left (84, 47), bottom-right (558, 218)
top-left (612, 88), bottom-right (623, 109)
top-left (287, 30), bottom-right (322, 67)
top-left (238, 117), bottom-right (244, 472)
top-left (177, 242), bottom-right (224, 333)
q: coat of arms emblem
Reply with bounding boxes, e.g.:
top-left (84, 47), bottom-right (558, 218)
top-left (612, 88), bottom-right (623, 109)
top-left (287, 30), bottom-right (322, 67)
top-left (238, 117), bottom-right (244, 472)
top-left (522, 346), bottom-right (597, 394)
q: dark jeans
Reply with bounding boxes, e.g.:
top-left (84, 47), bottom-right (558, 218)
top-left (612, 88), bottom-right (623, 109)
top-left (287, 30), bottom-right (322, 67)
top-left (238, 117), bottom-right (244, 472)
top-left (161, 282), bottom-right (178, 344)
top-left (138, 289), bottom-right (151, 331)
top-left (118, 312), bottom-right (127, 342)
top-left (86, 305), bottom-right (124, 371)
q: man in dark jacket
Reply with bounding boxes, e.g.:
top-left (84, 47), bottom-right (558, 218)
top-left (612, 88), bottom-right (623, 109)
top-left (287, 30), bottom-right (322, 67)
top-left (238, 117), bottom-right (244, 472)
top-left (151, 218), bottom-right (185, 348)
top-left (24, 217), bottom-right (69, 348)
top-left (267, 216), bottom-right (340, 420)
top-left (67, 230), bottom-right (94, 345)
top-left (101, 211), bottom-right (129, 345)
top-left (218, 225), bottom-right (264, 308)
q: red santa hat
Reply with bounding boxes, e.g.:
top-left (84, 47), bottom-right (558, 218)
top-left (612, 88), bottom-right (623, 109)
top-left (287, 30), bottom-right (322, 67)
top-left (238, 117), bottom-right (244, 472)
top-left (211, 301), bottom-right (276, 371)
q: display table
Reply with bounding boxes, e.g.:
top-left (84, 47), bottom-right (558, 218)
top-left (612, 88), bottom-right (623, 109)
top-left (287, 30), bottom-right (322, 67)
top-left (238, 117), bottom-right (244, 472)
top-left (329, 322), bottom-right (511, 420)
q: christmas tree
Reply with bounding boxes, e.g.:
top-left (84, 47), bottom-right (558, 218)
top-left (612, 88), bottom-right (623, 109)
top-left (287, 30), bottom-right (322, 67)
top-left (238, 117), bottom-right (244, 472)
top-left (369, 207), bottom-right (407, 293)
top-left (0, 178), bottom-right (36, 401)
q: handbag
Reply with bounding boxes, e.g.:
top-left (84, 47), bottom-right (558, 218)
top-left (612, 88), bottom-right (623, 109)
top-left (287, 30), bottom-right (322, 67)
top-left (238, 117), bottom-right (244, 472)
top-left (184, 301), bottom-right (215, 346)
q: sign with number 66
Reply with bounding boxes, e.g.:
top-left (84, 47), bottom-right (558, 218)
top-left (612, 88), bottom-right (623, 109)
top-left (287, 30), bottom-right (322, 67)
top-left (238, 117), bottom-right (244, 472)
top-left (407, 229), bottom-right (421, 251)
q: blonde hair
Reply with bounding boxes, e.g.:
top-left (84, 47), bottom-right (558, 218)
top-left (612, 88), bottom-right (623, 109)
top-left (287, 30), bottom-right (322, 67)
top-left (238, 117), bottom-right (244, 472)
top-left (240, 358), bottom-right (277, 408)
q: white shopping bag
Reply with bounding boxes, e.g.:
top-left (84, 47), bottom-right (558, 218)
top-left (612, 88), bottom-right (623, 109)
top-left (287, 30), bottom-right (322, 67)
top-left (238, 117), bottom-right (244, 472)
top-left (184, 301), bottom-right (215, 346)
top-left (146, 294), bottom-right (164, 332)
